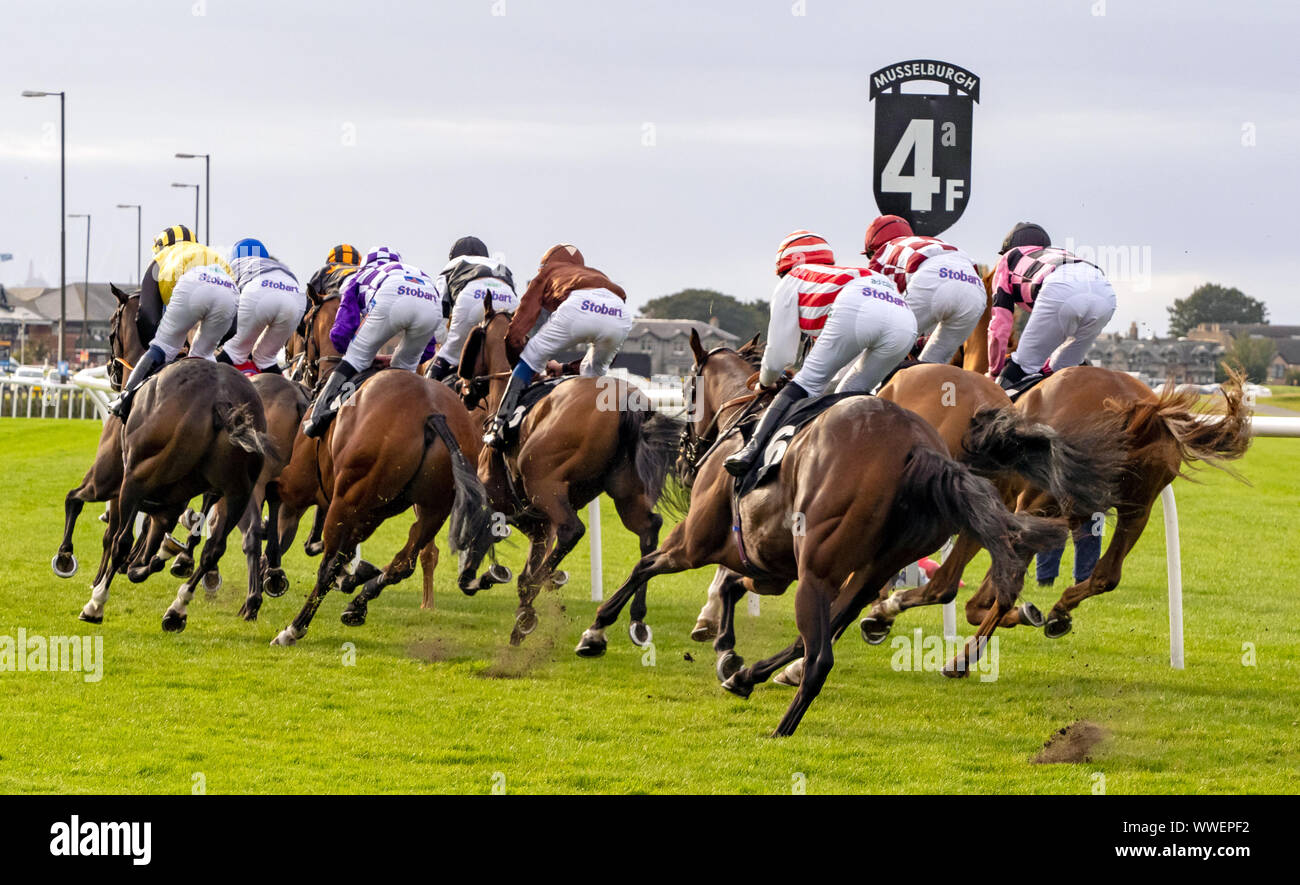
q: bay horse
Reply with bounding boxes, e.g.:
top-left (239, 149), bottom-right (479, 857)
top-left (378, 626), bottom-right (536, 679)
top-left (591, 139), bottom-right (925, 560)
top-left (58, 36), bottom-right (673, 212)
top-left (576, 338), bottom-right (1066, 736)
top-left (269, 370), bottom-right (500, 645)
top-left (459, 302), bottom-right (681, 646)
top-left (77, 358), bottom-right (276, 632)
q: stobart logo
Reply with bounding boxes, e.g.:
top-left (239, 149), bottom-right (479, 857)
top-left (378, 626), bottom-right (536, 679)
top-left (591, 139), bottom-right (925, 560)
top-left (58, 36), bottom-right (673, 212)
top-left (581, 299), bottom-right (623, 317)
top-left (260, 278), bottom-right (299, 292)
top-left (938, 266), bottom-right (981, 286)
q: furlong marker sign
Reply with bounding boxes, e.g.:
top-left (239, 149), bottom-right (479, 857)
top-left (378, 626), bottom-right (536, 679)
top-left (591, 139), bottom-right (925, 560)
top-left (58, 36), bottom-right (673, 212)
top-left (870, 59), bottom-right (979, 236)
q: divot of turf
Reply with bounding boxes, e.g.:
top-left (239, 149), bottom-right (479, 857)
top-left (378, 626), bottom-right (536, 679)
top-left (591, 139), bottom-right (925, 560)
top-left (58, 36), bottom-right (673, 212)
top-left (1031, 720), bottom-right (1108, 764)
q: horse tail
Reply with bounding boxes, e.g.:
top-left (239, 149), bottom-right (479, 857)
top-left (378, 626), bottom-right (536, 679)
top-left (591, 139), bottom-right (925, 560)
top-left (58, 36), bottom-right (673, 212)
top-left (213, 401), bottom-right (279, 463)
top-left (1113, 367), bottom-right (1252, 479)
top-left (961, 406), bottom-right (1126, 516)
top-left (424, 413), bottom-right (494, 554)
top-left (895, 447), bottom-right (1066, 608)
top-left (619, 404), bottom-right (685, 511)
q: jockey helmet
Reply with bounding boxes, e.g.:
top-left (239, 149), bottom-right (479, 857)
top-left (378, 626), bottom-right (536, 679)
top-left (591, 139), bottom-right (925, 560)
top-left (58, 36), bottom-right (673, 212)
top-left (363, 246), bottom-right (401, 266)
top-left (775, 231), bottom-right (833, 276)
top-left (450, 236), bottom-right (489, 259)
top-left (230, 238), bottom-right (268, 261)
top-left (539, 243), bottom-right (585, 269)
top-left (861, 215), bottom-right (913, 258)
top-left (327, 244), bottom-right (361, 266)
top-left (999, 222), bottom-right (1051, 254)
top-left (152, 224), bottom-right (196, 255)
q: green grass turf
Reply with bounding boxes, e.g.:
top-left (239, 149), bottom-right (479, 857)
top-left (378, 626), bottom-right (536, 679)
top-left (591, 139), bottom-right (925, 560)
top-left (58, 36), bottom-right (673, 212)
top-left (0, 419), bottom-right (1295, 794)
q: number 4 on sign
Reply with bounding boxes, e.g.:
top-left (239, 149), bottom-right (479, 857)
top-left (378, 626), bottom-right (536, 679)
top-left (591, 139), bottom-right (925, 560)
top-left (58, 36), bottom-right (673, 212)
top-left (882, 119), bottom-right (941, 211)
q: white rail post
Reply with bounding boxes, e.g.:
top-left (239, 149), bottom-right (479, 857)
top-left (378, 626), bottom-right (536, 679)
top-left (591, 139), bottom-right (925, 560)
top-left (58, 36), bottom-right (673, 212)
top-left (1161, 484), bottom-right (1184, 670)
top-left (588, 498), bottom-right (602, 602)
top-left (940, 537), bottom-right (958, 640)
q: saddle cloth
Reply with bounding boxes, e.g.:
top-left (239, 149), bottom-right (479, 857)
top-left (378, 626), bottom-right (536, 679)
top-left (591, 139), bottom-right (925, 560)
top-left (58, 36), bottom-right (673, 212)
top-left (499, 376), bottom-right (578, 447)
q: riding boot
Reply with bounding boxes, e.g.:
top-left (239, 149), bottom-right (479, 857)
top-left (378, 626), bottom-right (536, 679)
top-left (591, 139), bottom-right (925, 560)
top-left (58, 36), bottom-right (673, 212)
top-left (995, 359), bottom-right (1043, 398)
top-left (107, 346), bottom-right (165, 419)
top-left (724, 381), bottom-right (808, 477)
top-left (257, 362), bottom-right (283, 376)
top-left (483, 367), bottom-right (531, 450)
top-left (215, 349), bottom-right (234, 365)
top-left (302, 362), bottom-right (358, 439)
top-left (426, 356), bottom-right (453, 382)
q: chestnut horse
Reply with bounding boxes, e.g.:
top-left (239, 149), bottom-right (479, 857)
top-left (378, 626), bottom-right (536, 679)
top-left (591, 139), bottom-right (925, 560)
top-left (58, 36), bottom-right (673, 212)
top-left (459, 304), bottom-right (681, 646)
top-left (77, 358), bottom-right (276, 632)
top-left (868, 292), bottom-right (1251, 640)
top-left (576, 338), bottom-right (1066, 736)
top-left (269, 371), bottom-right (500, 645)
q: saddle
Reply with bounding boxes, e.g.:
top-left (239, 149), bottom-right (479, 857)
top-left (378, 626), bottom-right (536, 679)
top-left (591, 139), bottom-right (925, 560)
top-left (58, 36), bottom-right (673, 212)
top-left (735, 391), bottom-right (867, 498)
top-left (1002, 372), bottom-right (1048, 403)
top-left (497, 376), bottom-right (577, 448)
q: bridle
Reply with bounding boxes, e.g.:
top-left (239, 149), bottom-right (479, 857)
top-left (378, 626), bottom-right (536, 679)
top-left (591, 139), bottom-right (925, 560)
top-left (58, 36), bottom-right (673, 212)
top-left (301, 291), bottom-right (341, 390)
top-left (107, 293), bottom-right (140, 391)
top-left (459, 309), bottom-right (515, 411)
top-left (678, 347), bottom-right (768, 477)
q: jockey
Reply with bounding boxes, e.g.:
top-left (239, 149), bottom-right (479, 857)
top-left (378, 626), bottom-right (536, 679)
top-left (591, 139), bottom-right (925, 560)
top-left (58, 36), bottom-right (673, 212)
top-left (301, 246), bottom-right (443, 438)
top-left (218, 238), bottom-right (304, 375)
top-left (305, 243), bottom-right (362, 300)
top-left (483, 244), bottom-right (631, 449)
top-left (724, 231), bottom-right (917, 476)
top-left (427, 235), bottom-right (520, 382)
top-left (988, 222), bottom-right (1117, 395)
top-left (108, 224), bottom-right (238, 418)
top-left (863, 215), bottom-right (986, 364)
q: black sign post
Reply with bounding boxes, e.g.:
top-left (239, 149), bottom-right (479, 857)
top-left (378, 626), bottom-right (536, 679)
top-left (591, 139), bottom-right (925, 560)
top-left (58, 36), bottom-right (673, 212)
top-left (869, 60), bottom-right (979, 237)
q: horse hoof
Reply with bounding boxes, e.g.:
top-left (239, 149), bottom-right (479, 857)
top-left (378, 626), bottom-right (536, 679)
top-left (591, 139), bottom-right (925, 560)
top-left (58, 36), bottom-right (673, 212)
top-left (304, 540), bottom-right (323, 557)
top-left (262, 569), bottom-right (289, 598)
top-left (514, 608), bottom-right (539, 637)
top-left (859, 616), bottom-right (891, 645)
top-left (170, 556), bottom-right (194, 579)
top-left (202, 570), bottom-right (222, 595)
top-left (98, 511), bottom-right (108, 524)
top-left (161, 610), bottom-right (188, 633)
top-left (270, 628), bottom-right (298, 647)
top-left (773, 659), bottom-right (803, 687)
top-left (239, 600), bottom-right (261, 622)
top-left (690, 619), bottom-right (718, 642)
top-left (51, 553), bottom-right (78, 579)
top-left (1019, 601), bottom-right (1045, 628)
top-left (941, 661), bottom-right (971, 679)
top-left (574, 633), bottom-right (607, 658)
top-left (715, 650), bottom-right (743, 682)
top-left (1044, 613), bottom-right (1072, 639)
top-left (340, 607), bottom-right (367, 628)
top-left (720, 673), bottom-right (753, 699)
top-left (127, 566), bottom-right (150, 584)
top-left (628, 621), bottom-right (653, 648)
top-left (550, 570), bottom-right (569, 588)
top-left (78, 611), bottom-right (103, 625)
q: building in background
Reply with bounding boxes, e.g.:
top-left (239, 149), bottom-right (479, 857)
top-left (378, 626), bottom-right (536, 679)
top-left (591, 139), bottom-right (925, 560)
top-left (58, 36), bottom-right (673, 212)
top-left (623, 317), bottom-right (740, 377)
top-left (1087, 322), bottom-right (1224, 387)
top-left (0, 283), bottom-right (125, 368)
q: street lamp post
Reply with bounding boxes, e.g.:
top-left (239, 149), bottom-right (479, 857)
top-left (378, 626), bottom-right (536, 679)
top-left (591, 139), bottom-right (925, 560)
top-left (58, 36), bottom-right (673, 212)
top-left (116, 203), bottom-right (142, 283)
top-left (68, 213), bottom-right (90, 353)
top-left (171, 183), bottom-right (200, 239)
top-left (175, 153), bottom-right (210, 244)
top-left (21, 89), bottom-right (66, 364)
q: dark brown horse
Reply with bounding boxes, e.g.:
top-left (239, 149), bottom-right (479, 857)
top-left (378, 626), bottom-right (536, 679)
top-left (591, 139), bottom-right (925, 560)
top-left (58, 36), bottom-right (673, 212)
top-left (460, 304), bottom-right (680, 646)
top-left (293, 291), bottom-right (344, 389)
top-left (576, 337), bottom-right (1066, 736)
top-left (269, 370), bottom-right (500, 645)
top-left (77, 358), bottom-right (276, 631)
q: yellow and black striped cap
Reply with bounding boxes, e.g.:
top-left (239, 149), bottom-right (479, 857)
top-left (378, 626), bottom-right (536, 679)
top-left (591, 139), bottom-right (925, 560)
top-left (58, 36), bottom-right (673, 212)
top-left (327, 244), bottom-right (361, 266)
top-left (152, 224), bottom-right (196, 255)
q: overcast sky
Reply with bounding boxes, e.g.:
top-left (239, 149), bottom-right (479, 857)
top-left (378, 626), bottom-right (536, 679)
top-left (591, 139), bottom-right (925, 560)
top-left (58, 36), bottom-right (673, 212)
top-left (3, 0), bottom-right (1298, 337)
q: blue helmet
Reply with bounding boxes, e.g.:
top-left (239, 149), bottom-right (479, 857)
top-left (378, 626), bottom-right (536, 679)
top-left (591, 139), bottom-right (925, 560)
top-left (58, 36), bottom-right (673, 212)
top-left (231, 238), bottom-right (268, 261)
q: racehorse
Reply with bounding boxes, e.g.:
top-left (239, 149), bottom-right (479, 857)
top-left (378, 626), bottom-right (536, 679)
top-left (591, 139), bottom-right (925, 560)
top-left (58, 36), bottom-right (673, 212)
top-left (866, 292), bottom-right (1251, 640)
top-left (293, 289), bottom-right (344, 390)
top-left (77, 358), bottom-right (276, 632)
top-left (269, 370), bottom-right (502, 645)
top-left (575, 336), bottom-right (1067, 736)
top-left (459, 302), bottom-right (681, 646)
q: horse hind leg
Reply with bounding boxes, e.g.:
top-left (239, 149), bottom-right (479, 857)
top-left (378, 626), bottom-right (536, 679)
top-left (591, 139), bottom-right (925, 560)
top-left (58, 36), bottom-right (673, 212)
top-left (612, 489), bottom-right (663, 648)
top-left (80, 486), bottom-right (140, 624)
top-left (272, 498), bottom-right (361, 646)
top-left (691, 567), bottom-right (731, 643)
top-left (1043, 504), bottom-right (1152, 638)
top-left (237, 499), bottom-right (265, 621)
top-left (54, 487), bottom-right (90, 578)
top-left (163, 490), bottom-right (249, 633)
top-left (509, 523), bottom-right (553, 646)
top-left (771, 579), bottom-right (835, 738)
top-left (340, 506), bottom-right (443, 628)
